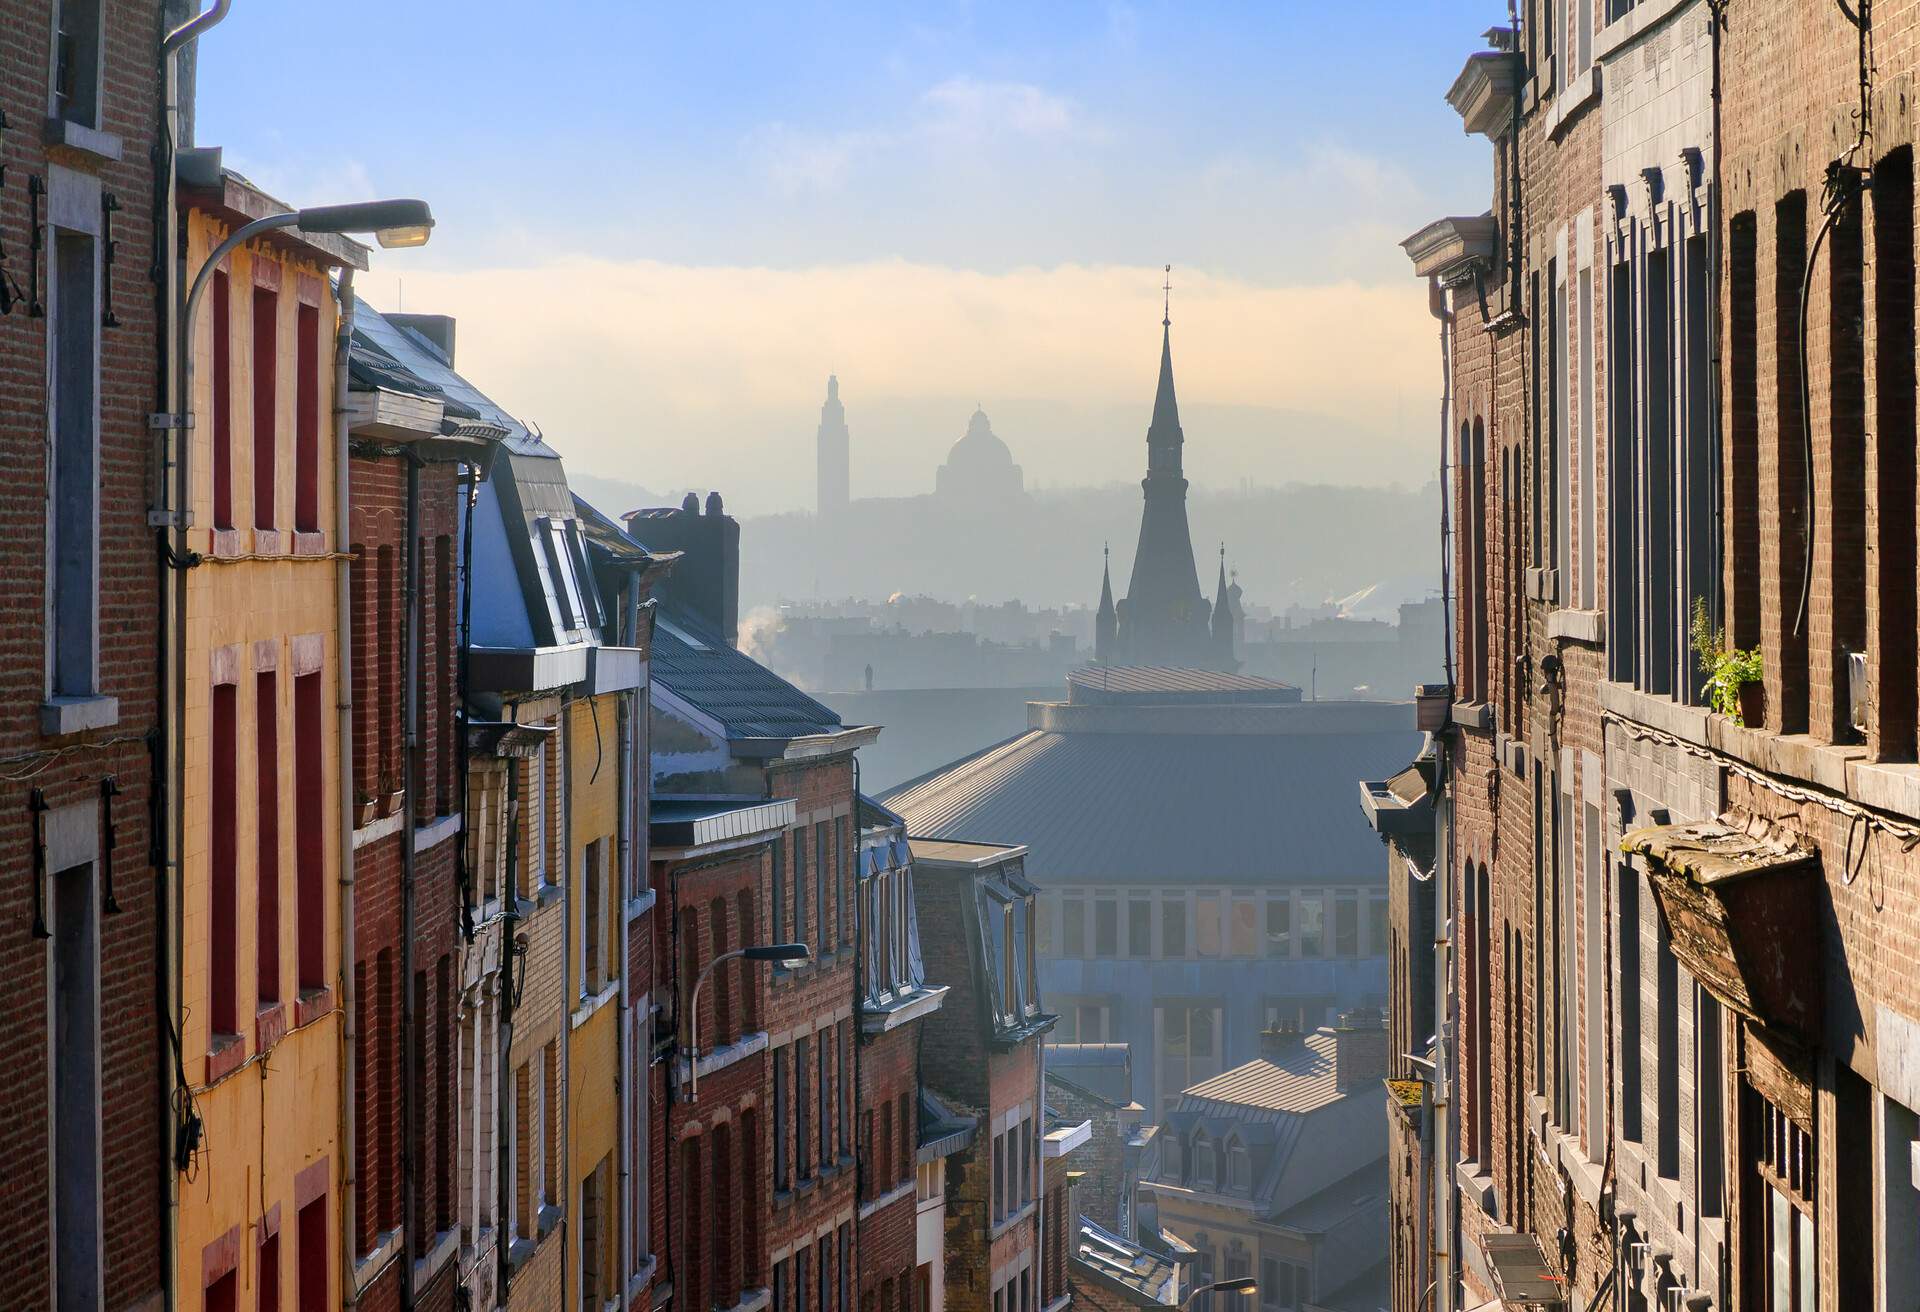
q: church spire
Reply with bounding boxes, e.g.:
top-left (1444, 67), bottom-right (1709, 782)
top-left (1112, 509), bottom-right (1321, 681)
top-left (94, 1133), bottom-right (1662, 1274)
top-left (1212, 544), bottom-right (1235, 654)
top-left (1096, 542), bottom-right (1117, 663)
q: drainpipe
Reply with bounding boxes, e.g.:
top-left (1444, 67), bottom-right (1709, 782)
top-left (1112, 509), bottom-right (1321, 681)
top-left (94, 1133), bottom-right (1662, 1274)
top-left (1427, 271), bottom-right (1456, 1312)
top-left (401, 451), bottom-right (422, 1308)
top-left (561, 696), bottom-right (574, 1312)
top-left (615, 572), bottom-right (641, 1306)
top-left (497, 758), bottom-right (522, 1303)
top-left (334, 267), bottom-right (362, 1306)
top-left (156, 9), bottom-right (231, 1310)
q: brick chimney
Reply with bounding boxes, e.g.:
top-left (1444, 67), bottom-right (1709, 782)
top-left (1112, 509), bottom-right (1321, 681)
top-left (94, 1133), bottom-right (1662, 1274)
top-left (1331, 1007), bottom-right (1388, 1091)
top-left (623, 490), bottom-right (741, 647)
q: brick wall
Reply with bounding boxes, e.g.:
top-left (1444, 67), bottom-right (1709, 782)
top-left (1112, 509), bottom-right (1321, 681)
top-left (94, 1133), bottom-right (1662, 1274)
top-left (0, 4), bottom-right (165, 1306)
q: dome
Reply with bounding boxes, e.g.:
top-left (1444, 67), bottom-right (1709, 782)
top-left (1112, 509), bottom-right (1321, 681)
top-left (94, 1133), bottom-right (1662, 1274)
top-left (936, 407), bottom-right (1024, 499)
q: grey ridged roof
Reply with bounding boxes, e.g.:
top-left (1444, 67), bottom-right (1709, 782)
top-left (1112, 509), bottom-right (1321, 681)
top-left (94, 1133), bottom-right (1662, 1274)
top-left (884, 724), bottom-right (1418, 884)
top-left (650, 612), bottom-right (844, 741)
top-left (1179, 1029), bottom-right (1345, 1115)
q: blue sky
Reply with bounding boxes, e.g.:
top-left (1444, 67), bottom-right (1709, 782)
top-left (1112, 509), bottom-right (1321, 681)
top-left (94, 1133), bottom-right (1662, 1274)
top-left (196, 2), bottom-right (1499, 511)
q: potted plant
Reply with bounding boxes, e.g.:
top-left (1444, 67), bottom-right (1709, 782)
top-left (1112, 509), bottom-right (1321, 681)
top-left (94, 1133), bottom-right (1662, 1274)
top-left (354, 789), bottom-right (378, 828)
top-left (1692, 599), bottom-right (1765, 727)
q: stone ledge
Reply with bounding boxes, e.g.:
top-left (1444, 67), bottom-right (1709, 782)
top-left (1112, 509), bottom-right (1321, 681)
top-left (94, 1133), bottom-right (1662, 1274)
top-left (1548, 608), bottom-right (1605, 645)
top-left (40, 694), bottom-right (119, 738)
top-left (43, 115), bottom-right (122, 164)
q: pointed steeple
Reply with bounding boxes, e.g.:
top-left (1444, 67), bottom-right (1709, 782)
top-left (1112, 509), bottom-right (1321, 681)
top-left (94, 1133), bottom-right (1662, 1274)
top-left (1096, 543), bottom-right (1117, 663)
top-left (1148, 266), bottom-right (1183, 464)
top-left (1212, 544), bottom-right (1235, 654)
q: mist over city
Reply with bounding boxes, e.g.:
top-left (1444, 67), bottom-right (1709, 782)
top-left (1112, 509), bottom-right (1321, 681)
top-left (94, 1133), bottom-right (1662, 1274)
top-left (8, 4), bottom-right (1911, 1312)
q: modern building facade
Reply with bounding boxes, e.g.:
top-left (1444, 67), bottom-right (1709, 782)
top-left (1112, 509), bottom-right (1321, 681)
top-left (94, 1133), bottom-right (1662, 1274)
top-left (890, 669), bottom-right (1416, 1116)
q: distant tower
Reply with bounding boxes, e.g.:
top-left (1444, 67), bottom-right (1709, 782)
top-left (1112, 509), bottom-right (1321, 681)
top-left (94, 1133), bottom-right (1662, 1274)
top-left (816, 374), bottom-right (850, 516)
top-left (1096, 544), bottom-right (1117, 662)
top-left (1211, 545), bottom-right (1237, 668)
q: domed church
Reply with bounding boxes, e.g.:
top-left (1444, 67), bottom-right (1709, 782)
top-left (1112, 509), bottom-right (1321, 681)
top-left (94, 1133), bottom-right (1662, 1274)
top-left (934, 405), bottom-right (1025, 502)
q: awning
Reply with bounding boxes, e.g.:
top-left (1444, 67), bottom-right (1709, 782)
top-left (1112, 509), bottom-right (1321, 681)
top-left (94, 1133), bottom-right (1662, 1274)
top-left (1622, 812), bottom-right (1822, 1042)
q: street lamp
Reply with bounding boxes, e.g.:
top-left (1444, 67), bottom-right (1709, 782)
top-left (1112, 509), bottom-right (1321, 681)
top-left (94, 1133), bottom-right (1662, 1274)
top-left (1179, 1278), bottom-right (1258, 1308)
top-left (686, 942), bottom-right (811, 1101)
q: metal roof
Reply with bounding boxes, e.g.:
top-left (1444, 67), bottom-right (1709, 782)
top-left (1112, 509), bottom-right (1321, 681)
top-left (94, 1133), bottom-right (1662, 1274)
top-left (649, 612), bottom-right (844, 741)
top-left (1074, 1217), bottom-right (1177, 1305)
top-left (1066, 665), bottom-right (1301, 703)
top-left (885, 724), bottom-right (1419, 884)
top-left (350, 294), bottom-right (555, 458)
top-left (1179, 1029), bottom-right (1347, 1114)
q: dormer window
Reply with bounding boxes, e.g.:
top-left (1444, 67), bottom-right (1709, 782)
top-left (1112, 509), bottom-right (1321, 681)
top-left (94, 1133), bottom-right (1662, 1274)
top-left (1163, 1133), bottom-right (1184, 1182)
top-left (1192, 1130), bottom-right (1215, 1189)
top-left (1227, 1137), bottom-right (1250, 1191)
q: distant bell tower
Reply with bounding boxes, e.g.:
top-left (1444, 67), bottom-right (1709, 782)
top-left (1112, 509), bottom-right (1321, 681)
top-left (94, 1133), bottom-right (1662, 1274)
top-left (816, 374), bottom-right (851, 516)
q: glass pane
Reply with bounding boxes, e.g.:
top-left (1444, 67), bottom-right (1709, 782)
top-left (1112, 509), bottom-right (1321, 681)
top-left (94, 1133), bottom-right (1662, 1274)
top-left (1063, 896), bottom-right (1084, 958)
top-left (1335, 891), bottom-right (1359, 956)
top-left (1191, 1007), bottom-right (1216, 1058)
top-left (1796, 1206), bottom-right (1815, 1312)
top-left (1770, 1190), bottom-right (1790, 1312)
top-left (1230, 896), bottom-right (1258, 956)
top-left (1298, 893), bottom-right (1325, 957)
top-left (1094, 898), bottom-right (1118, 957)
top-left (1162, 896), bottom-right (1187, 958)
top-left (1265, 897), bottom-right (1291, 957)
top-left (1129, 897), bottom-right (1153, 956)
top-left (1197, 894), bottom-right (1221, 957)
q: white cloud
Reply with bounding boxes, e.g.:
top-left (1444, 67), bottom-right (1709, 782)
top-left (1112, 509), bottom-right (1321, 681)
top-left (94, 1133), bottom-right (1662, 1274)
top-left (919, 77), bottom-right (1084, 140)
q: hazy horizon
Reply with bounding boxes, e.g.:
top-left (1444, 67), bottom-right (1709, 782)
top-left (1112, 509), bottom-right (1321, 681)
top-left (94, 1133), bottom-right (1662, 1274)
top-left (194, 2), bottom-right (1490, 516)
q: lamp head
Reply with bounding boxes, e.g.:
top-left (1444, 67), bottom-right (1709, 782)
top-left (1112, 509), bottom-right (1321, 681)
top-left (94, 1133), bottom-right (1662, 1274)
top-left (744, 943), bottom-right (812, 965)
top-left (294, 198), bottom-right (435, 249)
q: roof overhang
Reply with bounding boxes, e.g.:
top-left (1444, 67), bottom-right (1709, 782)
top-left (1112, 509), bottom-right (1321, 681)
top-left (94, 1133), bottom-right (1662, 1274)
top-left (650, 797), bottom-right (796, 858)
top-left (1446, 49), bottom-right (1521, 138)
top-left (346, 386), bottom-right (444, 441)
top-left (731, 723), bottom-right (883, 762)
top-left (1359, 765), bottom-right (1433, 837)
top-left (178, 149), bottom-right (371, 270)
top-left (469, 642), bottom-right (592, 695)
top-left (1044, 1117), bottom-right (1093, 1157)
top-left (466, 720), bottom-right (556, 759)
top-left (588, 646), bottom-right (646, 695)
top-left (1401, 215), bottom-right (1500, 286)
top-left (1622, 811), bottom-right (1823, 1042)
top-left (1484, 1231), bottom-right (1565, 1306)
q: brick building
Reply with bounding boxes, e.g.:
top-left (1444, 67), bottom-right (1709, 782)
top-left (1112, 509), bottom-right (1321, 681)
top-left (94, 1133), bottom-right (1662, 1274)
top-left (909, 838), bottom-right (1058, 1312)
top-left (341, 300), bottom-right (503, 1309)
top-left (0, 3), bottom-right (167, 1307)
top-left (1377, 2), bottom-right (1920, 1310)
top-left (632, 489), bottom-right (880, 1312)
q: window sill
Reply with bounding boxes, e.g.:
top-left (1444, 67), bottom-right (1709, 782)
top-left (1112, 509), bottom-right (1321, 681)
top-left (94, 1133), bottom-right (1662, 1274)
top-left (255, 1001), bottom-right (288, 1053)
top-left (677, 1029), bottom-right (767, 1083)
top-left (40, 694), bottom-right (119, 738)
top-left (1546, 63), bottom-right (1600, 139)
top-left (858, 1178), bottom-right (917, 1221)
top-left (293, 530), bottom-right (329, 557)
top-left (206, 1031), bottom-right (246, 1084)
top-left (293, 985), bottom-right (335, 1028)
top-left (43, 115), bottom-right (122, 164)
top-left (1525, 566), bottom-right (1560, 604)
top-left (412, 1227), bottom-right (460, 1290)
top-left (626, 1255), bottom-right (659, 1307)
top-left (417, 811), bottom-right (463, 853)
top-left (1595, 0), bottom-right (1694, 62)
top-left (572, 979), bottom-right (620, 1029)
top-left (353, 1227), bottom-right (405, 1295)
top-left (1548, 608), bottom-right (1605, 644)
top-left (1455, 1163), bottom-right (1499, 1221)
top-left (989, 1198), bottom-right (1037, 1242)
top-left (1451, 701), bottom-right (1493, 732)
top-left (626, 889), bottom-right (657, 923)
top-left (536, 882), bottom-right (565, 911)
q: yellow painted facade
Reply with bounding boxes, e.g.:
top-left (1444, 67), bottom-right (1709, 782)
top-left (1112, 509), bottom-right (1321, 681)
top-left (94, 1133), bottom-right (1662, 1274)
top-left (175, 206), bottom-right (348, 1310)
top-left (567, 692), bottom-right (625, 1308)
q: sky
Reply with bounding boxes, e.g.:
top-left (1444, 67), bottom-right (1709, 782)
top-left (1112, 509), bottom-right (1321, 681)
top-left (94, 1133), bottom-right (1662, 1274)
top-left (196, 2), bottom-right (1495, 515)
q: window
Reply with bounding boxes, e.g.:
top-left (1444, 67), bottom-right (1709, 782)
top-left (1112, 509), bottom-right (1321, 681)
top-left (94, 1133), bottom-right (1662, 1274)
top-left (256, 671), bottom-right (280, 1007)
top-left (1296, 891), bottom-right (1325, 957)
top-left (297, 1192), bottom-right (327, 1311)
top-left (839, 817), bottom-right (854, 948)
top-left (1229, 894), bottom-right (1258, 957)
top-left (50, 224), bottom-right (100, 703)
top-left (1226, 1140), bottom-right (1250, 1191)
top-left (1607, 257), bottom-right (1638, 682)
top-left (1093, 893), bottom-right (1118, 958)
top-left (1578, 261), bottom-right (1597, 606)
top-left (295, 301), bottom-right (321, 532)
top-left (212, 270), bottom-right (233, 530)
top-left (1367, 892), bottom-right (1387, 957)
top-left (211, 680), bottom-right (239, 1037)
top-left (1195, 892), bottom-right (1221, 957)
top-left (1874, 150), bottom-right (1918, 758)
top-left (583, 1154), bottom-right (608, 1311)
top-left (796, 1246), bottom-right (811, 1312)
top-left (1158, 1004), bottom-right (1220, 1109)
top-left (773, 834), bottom-right (786, 943)
top-left (50, 856), bottom-right (101, 1312)
top-left (1192, 1130), bottom-right (1215, 1189)
top-left (1549, 257), bottom-right (1566, 589)
top-left (294, 672), bottom-right (325, 991)
top-left (816, 821), bottom-right (830, 955)
top-left (51, 0), bottom-right (103, 126)
top-left (774, 1045), bottom-right (790, 1191)
top-left (1264, 896), bottom-right (1290, 957)
top-left (1619, 864), bottom-right (1643, 1143)
top-left (1583, 801), bottom-right (1605, 1155)
top-left (582, 838), bottom-right (605, 996)
top-left (1728, 211), bottom-right (1762, 653)
top-left (796, 1035), bottom-right (812, 1182)
top-left (1655, 904), bottom-right (1680, 1179)
top-left (253, 284), bottom-right (278, 530)
top-left (1061, 891), bottom-right (1084, 958)
top-left (795, 827), bottom-right (809, 950)
top-left (1161, 892), bottom-right (1187, 958)
top-left (1751, 1087), bottom-right (1816, 1312)
top-left (1334, 890), bottom-right (1359, 957)
top-left (1698, 988), bottom-right (1725, 1218)
top-left (818, 1030), bottom-right (831, 1171)
top-left (1774, 193), bottom-right (1811, 731)
top-left (1128, 893), bottom-right (1152, 956)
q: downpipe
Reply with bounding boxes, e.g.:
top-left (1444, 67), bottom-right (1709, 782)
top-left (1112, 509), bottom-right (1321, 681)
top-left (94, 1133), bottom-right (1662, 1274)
top-left (335, 268), bottom-right (363, 1306)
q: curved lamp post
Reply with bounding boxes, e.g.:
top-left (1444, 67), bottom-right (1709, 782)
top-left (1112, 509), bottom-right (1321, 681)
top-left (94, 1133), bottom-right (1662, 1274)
top-left (687, 942), bottom-right (811, 1100)
top-left (1180, 1278), bottom-right (1259, 1309)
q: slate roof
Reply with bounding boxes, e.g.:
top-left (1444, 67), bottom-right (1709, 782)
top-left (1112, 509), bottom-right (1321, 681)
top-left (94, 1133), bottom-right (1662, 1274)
top-left (1178, 1029), bottom-right (1346, 1115)
top-left (350, 295), bottom-right (555, 458)
top-left (650, 610), bottom-right (844, 741)
top-left (885, 725), bottom-right (1419, 884)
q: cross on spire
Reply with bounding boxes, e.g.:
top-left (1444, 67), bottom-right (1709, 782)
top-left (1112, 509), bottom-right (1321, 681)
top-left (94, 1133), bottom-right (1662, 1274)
top-left (1163, 264), bottom-right (1172, 327)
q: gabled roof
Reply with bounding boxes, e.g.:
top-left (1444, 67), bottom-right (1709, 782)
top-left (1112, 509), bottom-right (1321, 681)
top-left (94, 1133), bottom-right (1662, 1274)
top-left (649, 610), bottom-right (845, 742)
top-left (1179, 1029), bottom-right (1348, 1115)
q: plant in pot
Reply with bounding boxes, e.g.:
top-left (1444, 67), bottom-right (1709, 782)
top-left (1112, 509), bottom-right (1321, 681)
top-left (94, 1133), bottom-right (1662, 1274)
top-left (1691, 599), bottom-right (1765, 727)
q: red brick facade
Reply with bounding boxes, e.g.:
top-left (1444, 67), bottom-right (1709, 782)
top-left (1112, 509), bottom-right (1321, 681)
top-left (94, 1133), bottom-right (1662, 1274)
top-left (0, 4), bottom-right (165, 1307)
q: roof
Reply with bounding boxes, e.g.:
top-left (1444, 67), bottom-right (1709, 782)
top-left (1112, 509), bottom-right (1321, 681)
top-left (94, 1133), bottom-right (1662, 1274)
top-left (351, 295), bottom-right (553, 458)
top-left (908, 837), bottom-right (1028, 866)
top-left (1046, 1043), bottom-right (1134, 1109)
top-left (919, 1088), bottom-right (978, 1162)
top-left (885, 724), bottom-right (1419, 884)
top-left (1179, 1029), bottom-right (1349, 1115)
top-left (650, 797), bottom-right (796, 849)
top-left (1271, 1161), bottom-right (1386, 1234)
top-left (1066, 665), bottom-right (1300, 704)
top-left (650, 610), bottom-right (844, 741)
top-left (1074, 1217), bottom-right (1177, 1306)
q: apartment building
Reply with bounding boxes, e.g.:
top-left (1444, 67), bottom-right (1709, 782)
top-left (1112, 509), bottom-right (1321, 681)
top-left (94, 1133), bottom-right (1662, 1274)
top-left (1378, 2), bottom-right (1920, 1310)
top-left (0, 3), bottom-right (168, 1307)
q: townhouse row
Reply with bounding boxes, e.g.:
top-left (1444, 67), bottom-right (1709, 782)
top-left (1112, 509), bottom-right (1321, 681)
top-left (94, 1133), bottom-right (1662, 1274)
top-left (1371, 2), bottom-right (1920, 1310)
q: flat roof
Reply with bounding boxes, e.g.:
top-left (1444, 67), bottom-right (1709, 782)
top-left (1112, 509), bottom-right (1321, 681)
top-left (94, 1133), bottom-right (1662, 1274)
top-left (908, 837), bottom-right (1028, 866)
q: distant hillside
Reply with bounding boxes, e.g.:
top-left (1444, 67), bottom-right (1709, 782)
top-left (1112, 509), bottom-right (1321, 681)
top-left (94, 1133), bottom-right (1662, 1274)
top-left (738, 481), bottom-right (1442, 613)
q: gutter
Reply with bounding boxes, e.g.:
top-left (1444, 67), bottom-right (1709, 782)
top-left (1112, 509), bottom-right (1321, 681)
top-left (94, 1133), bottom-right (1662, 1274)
top-left (334, 269), bottom-right (364, 1306)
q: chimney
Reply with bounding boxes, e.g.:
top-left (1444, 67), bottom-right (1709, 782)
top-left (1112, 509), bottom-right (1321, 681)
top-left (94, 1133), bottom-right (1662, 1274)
top-left (623, 490), bottom-right (740, 647)
top-left (389, 313), bottom-right (457, 367)
top-left (1258, 1021), bottom-right (1305, 1061)
top-left (1331, 1007), bottom-right (1388, 1091)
